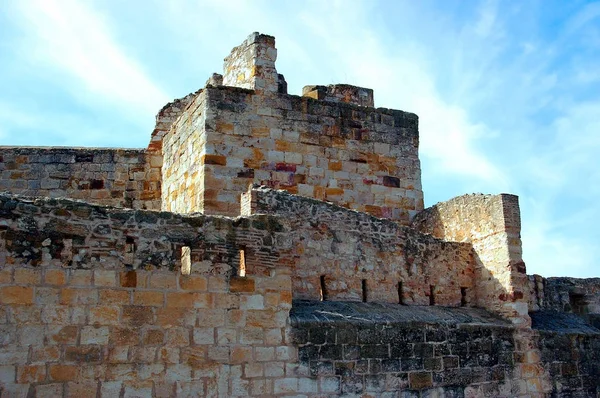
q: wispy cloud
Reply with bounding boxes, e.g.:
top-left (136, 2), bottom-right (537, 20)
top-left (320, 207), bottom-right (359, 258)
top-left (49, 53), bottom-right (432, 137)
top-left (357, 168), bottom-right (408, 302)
top-left (11, 0), bottom-right (169, 119)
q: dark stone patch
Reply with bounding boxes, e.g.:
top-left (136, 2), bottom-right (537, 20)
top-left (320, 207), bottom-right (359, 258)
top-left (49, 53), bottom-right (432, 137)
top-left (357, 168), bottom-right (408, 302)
top-left (382, 176), bottom-right (400, 188)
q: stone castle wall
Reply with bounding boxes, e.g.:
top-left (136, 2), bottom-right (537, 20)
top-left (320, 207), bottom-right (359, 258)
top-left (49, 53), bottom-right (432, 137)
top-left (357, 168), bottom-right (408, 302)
top-left (244, 186), bottom-right (475, 306)
top-left (0, 147), bottom-right (161, 210)
top-left (0, 193), bottom-right (297, 397)
top-left (412, 194), bottom-right (530, 326)
top-left (0, 192), bottom-right (563, 397)
top-left (161, 92), bottom-right (208, 214)
top-left (0, 31), bottom-right (598, 397)
top-left (158, 32), bottom-right (424, 224)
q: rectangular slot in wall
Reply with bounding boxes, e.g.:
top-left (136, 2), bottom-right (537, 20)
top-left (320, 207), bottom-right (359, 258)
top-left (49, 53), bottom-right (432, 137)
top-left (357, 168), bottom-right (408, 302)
top-left (320, 275), bottom-right (328, 301)
top-left (461, 287), bottom-right (467, 307)
top-left (362, 279), bottom-right (367, 302)
top-left (398, 281), bottom-right (404, 305)
top-left (125, 236), bottom-right (136, 265)
top-left (181, 246), bottom-right (191, 275)
top-left (569, 293), bottom-right (587, 315)
top-left (429, 285), bottom-right (435, 306)
top-left (239, 248), bottom-right (246, 277)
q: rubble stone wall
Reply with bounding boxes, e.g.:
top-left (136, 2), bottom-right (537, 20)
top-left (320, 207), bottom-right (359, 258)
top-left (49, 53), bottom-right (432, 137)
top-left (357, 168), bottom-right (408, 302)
top-left (528, 275), bottom-right (600, 315)
top-left (0, 147), bottom-right (161, 210)
top-left (245, 186), bottom-right (475, 306)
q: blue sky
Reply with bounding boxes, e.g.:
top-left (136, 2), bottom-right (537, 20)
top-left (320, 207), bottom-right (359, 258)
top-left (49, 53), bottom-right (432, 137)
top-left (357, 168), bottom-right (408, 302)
top-left (1, 0), bottom-right (599, 278)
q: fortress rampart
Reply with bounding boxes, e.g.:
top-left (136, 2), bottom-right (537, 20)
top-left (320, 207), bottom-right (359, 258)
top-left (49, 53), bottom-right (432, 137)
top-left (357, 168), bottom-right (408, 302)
top-left (0, 32), bottom-right (598, 397)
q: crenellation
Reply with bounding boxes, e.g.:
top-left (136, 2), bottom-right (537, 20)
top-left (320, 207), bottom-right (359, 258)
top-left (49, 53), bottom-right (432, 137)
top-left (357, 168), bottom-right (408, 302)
top-left (0, 32), bottom-right (597, 397)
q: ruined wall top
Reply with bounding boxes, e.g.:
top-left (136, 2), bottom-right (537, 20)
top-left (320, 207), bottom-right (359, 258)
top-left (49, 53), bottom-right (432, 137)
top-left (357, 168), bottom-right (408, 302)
top-left (302, 84), bottom-right (374, 107)
top-left (222, 32), bottom-right (279, 94)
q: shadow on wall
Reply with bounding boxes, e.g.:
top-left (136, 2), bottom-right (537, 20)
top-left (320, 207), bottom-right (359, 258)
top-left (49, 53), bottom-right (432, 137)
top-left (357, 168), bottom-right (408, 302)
top-left (411, 193), bottom-right (530, 327)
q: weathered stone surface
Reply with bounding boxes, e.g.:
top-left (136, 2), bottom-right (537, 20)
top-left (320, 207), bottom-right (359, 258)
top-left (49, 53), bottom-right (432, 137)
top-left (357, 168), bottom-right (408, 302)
top-left (0, 31), bottom-right (597, 397)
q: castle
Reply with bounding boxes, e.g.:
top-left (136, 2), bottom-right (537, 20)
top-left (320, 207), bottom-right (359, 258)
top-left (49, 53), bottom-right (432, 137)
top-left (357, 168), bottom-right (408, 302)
top-left (0, 32), bottom-right (598, 397)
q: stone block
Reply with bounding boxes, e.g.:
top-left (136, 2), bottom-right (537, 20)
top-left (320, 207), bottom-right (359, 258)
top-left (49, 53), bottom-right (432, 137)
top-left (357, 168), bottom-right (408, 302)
top-left (0, 286), bottom-right (34, 304)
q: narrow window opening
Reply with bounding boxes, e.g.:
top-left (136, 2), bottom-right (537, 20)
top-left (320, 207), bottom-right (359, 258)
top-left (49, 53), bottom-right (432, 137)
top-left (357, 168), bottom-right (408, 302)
top-left (319, 275), bottom-right (328, 301)
top-left (362, 279), bottom-right (368, 303)
top-left (569, 293), bottom-right (587, 316)
top-left (239, 249), bottom-right (246, 277)
top-left (398, 281), bottom-right (404, 305)
top-left (429, 285), bottom-right (435, 306)
top-left (125, 236), bottom-right (136, 265)
top-left (181, 246), bottom-right (191, 276)
top-left (460, 287), bottom-right (468, 307)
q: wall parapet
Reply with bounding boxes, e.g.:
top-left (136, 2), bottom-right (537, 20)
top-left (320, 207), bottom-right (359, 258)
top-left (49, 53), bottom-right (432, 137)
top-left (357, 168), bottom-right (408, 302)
top-left (243, 185), bottom-right (476, 307)
top-left (0, 147), bottom-right (161, 210)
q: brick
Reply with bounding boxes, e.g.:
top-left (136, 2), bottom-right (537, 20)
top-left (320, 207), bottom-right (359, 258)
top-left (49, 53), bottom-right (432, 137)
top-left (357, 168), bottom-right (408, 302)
top-left (81, 326), bottom-right (109, 345)
top-left (137, 328), bottom-right (163, 346)
top-left (166, 292), bottom-right (209, 308)
top-left (193, 328), bottom-right (214, 345)
top-left (89, 305), bottom-right (120, 325)
top-left (17, 364), bottom-right (46, 383)
top-left (409, 371), bottom-right (433, 389)
top-left (49, 364), bottom-right (79, 381)
top-left (66, 381), bottom-right (98, 398)
top-left (45, 269), bottom-right (66, 285)
top-left (65, 345), bottom-right (102, 362)
top-left (34, 287), bottom-right (60, 305)
top-left (101, 381), bottom-right (123, 397)
top-left (120, 271), bottom-right (137, 288)
top-left (230, 277), bottom-right (255, 293)
top-left (69, 269), bottom-right (93, 285)
top-left (108, 346), bottom-right (129, 363)
top-left (0, 286), bottom-right (33, 304)
top-left (110, 327), bottom-right (139, 345)
top-left (155, 307), bottom-right (196, 327)
top-left (274, 377), bottom-right (298, 394)
top-left (133, 290), bottom-right (164, 306)
top-left (230, 346), bottom-right (252, 364)
top-left (31, 345), bottom-right (61, 362)
top-left (19, 325), bottom-right (44, 345)
top-left (122, 305), bottom-right (154, 327)
top-left (36, 383), bottom-right (64, 398)
top-left (13, 268), bottom-right (42, 284)
top-left (179, 275), bottom-right (208, 291)
top-left (60, 288), bottom-right (98, 305)
top-left (149, 273), bottom-right (177, 289)
top-left (0, 365), bottom-right (16, 383)
top-left (165, 327), bottom-right (189, 346)
top-left (264, 361), bottom-right (284, 377)
top-left (0, 269), bottom-right (12, 283)
top-left (94, 270), bottom-right (117, 287)
top-left (9, 306), bottom-right (41, 324)
top-left (99, 289), bottom-right (129, 304)
top-left (202, 154), bottom-right (227, 166)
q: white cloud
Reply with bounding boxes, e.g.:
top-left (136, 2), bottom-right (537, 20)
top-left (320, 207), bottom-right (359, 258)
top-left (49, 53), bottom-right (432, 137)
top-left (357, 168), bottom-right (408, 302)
top-left (12, 0), bottom-right (169, 118)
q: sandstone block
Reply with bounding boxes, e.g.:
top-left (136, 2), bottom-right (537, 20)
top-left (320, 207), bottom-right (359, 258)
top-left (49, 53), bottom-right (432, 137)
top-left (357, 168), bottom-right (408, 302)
top-left (133, 291), bottom-right (164, 306)
top-left (81, 326), bottom-right (109, 345)
top-left (17, 364), bottom-right (46, 383)
top-left (0, 286), bottom-right (33, 304)
top-left (49, 364), bottom-right (79, 381)
top-left (14, 269), bottom-right (41, 284)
